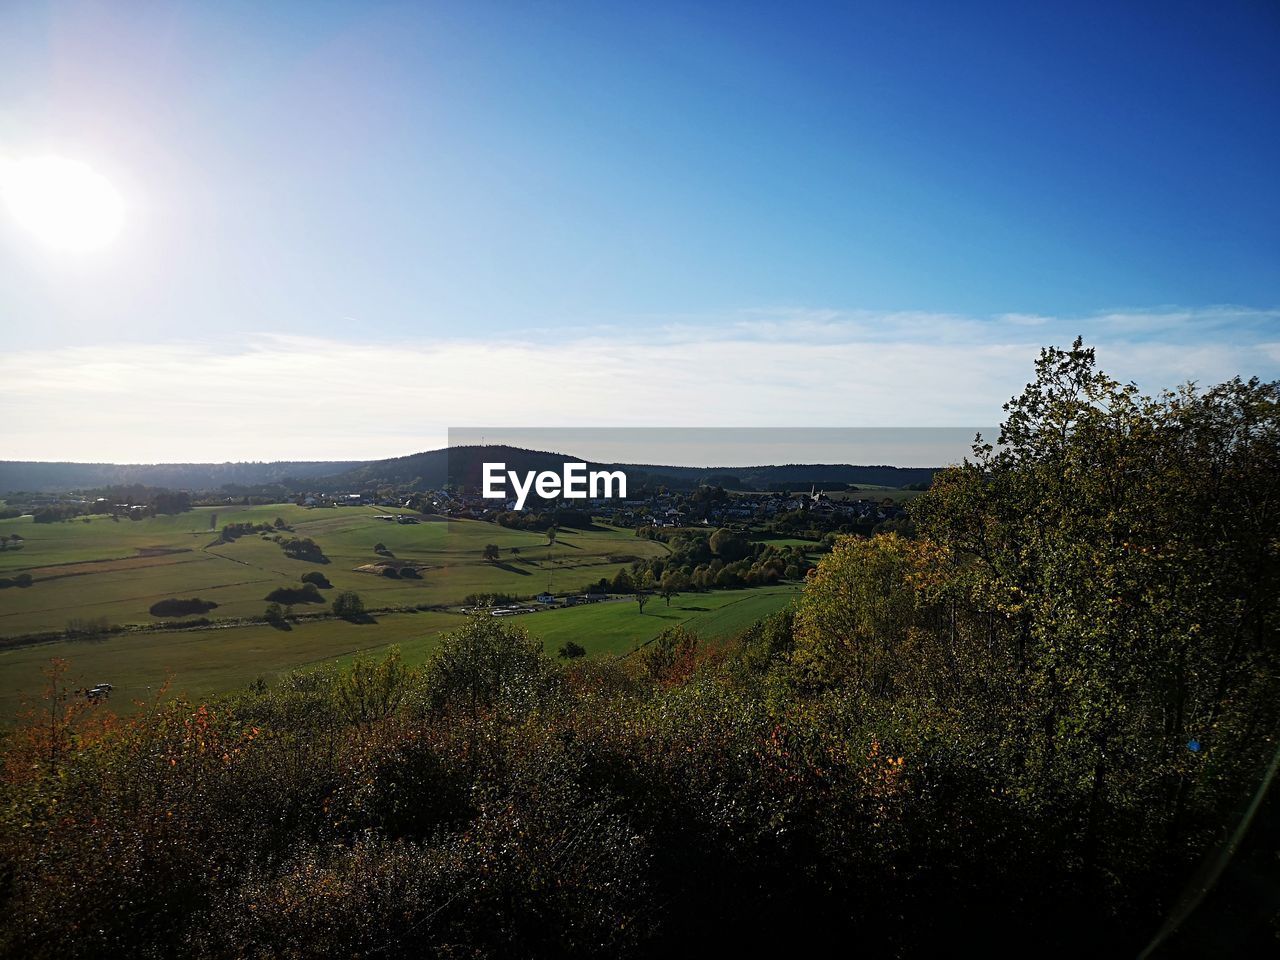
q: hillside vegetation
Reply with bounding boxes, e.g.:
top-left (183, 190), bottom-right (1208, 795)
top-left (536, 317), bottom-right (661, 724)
top-left (1, 343), bottom-right (1276, 956)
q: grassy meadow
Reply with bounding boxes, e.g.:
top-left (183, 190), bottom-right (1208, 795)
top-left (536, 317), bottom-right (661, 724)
top-left (0, 505), bottom-right (796, 722)
top-left (0, 586), bottom-right (798, 722)
top-left (0, 504), bottom-right (667, 636)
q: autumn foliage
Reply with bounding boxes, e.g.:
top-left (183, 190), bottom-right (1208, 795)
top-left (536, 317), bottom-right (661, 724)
top-left (0, 343), bottom-right (1276, 957)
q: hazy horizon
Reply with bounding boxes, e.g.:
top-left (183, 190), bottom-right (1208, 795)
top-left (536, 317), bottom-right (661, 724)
top-left (1, 427), bottom-right (992, 472)
top-left (2, 2), bottom-right (1277, 462)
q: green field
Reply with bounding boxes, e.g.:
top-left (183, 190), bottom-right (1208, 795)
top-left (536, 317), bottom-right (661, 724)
top-left (0, 609), bottom-right (468, 723)
top-left (521, 584), bottom-right (798, 655)
top-left (0, 505), bottom-right (667, 637)
top-left (0, 507), bottom-right (798, 722)
top-left (0, 586), bottom-right (799, 722)
top-left (395, 584), bottom-right (801, 661)
top-left (749, 535), bottom-right (826, 548)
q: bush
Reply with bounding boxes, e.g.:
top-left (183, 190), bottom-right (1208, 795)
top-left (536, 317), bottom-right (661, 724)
top-left (422, 616), bottom-right (551, 720)
top-left (280, 537), bottom-right (328, 563)
top-left (264, 583), bottom-right (324, 605)
top-left (3, 344), bottom-right (1277, 958)
top-left (64, 616), bottom-right (114, 637)
top-left (332, 591), bottom-right (365, 620)
top-left (300, 571), bottom-right (331, 589)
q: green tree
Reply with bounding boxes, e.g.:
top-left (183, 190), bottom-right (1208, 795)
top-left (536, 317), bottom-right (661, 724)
top-left (792, 534), bottom-right (920, 692)
top-left (300, 570), bottom-right (331, 588)
top-left (422, 615), bottom-right (552, 763)
top-left (332, 590), bottom-right (365, 620)
top-left (907, 339), bottom-right (1280, 875)
top-left (659, 569), bottom-right (686, 606)
top-left (635, 570), bottom-right (655, 614)
top-left (709, 527), bottom-right (749, 561)
top-left (641, 625), bottom-right (699, 683)
top-left (337, 649), bottom-right (410, 726)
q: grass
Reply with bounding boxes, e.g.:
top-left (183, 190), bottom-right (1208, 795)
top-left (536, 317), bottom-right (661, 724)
top-left (0, 586), bottom-right (801, 724)
top-left (0, 609), bottom-right (469, 723)
top-left (0, 506), bottom-right (797, 722)
top-left (0, 506), bottom-right (667, 636)
top-left (500, 584), bottom-right (798, 658)
top-left (312, 585), bottom-right (801, 669)
top-left (749, 535), bottom-right (826, 548)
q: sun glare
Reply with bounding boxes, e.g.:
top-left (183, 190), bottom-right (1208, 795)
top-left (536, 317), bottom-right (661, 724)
top-left (0, 155), bottom-right (125, 252)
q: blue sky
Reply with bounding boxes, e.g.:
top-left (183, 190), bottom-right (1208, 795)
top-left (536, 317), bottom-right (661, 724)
top-left (1, 1), bottom-right (1277, 461)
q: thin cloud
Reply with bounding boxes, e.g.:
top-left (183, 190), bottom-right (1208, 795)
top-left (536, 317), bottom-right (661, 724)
top-left (0, 307), bottom-right (1275, 462)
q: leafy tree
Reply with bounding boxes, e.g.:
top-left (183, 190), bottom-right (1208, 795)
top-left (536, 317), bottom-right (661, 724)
top-left (482, 543), bottom-right (500, 562)
top-left (709, 527), bottom-right (749, 561)
top-left (792, 534), bottom-right (920, 692)
top-left (558, 641), bottom-right (586, 659)
top-left (635, 570), bottom-right (655, 613)
top-left (422, 615), bottom-right (552, 740)
top-left (337, 650), bottom-right (409, 726)
top-left (265, 583), bottom-right (323, 604)
top-left (659, 569), bottom-right (686, 605)
top-left (332, 591), bottom-right (365, 620)
top-left (641, 625), bottom-right (699, 683)
top-left (906, 340), bottom-right (1280, 876)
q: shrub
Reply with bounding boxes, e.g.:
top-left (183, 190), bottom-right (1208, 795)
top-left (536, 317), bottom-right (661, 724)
top-left (64, 616), bottom-right (113, 637)
top-left (264, 583), bottom-right (324, 605)
top-left (332, 591), bottom-right (365, 620)
top-left (280, 537), bottom-right (328, 563)
top-left (422, 615), bottom-right (551, 720)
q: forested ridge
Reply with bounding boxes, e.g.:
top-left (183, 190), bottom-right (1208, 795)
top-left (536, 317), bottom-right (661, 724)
top-left (1, 341), bottom-right (1276, 957)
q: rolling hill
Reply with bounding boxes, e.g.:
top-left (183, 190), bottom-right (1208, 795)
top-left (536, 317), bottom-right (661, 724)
top-left (1, 445), bottom-right (938, 494)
